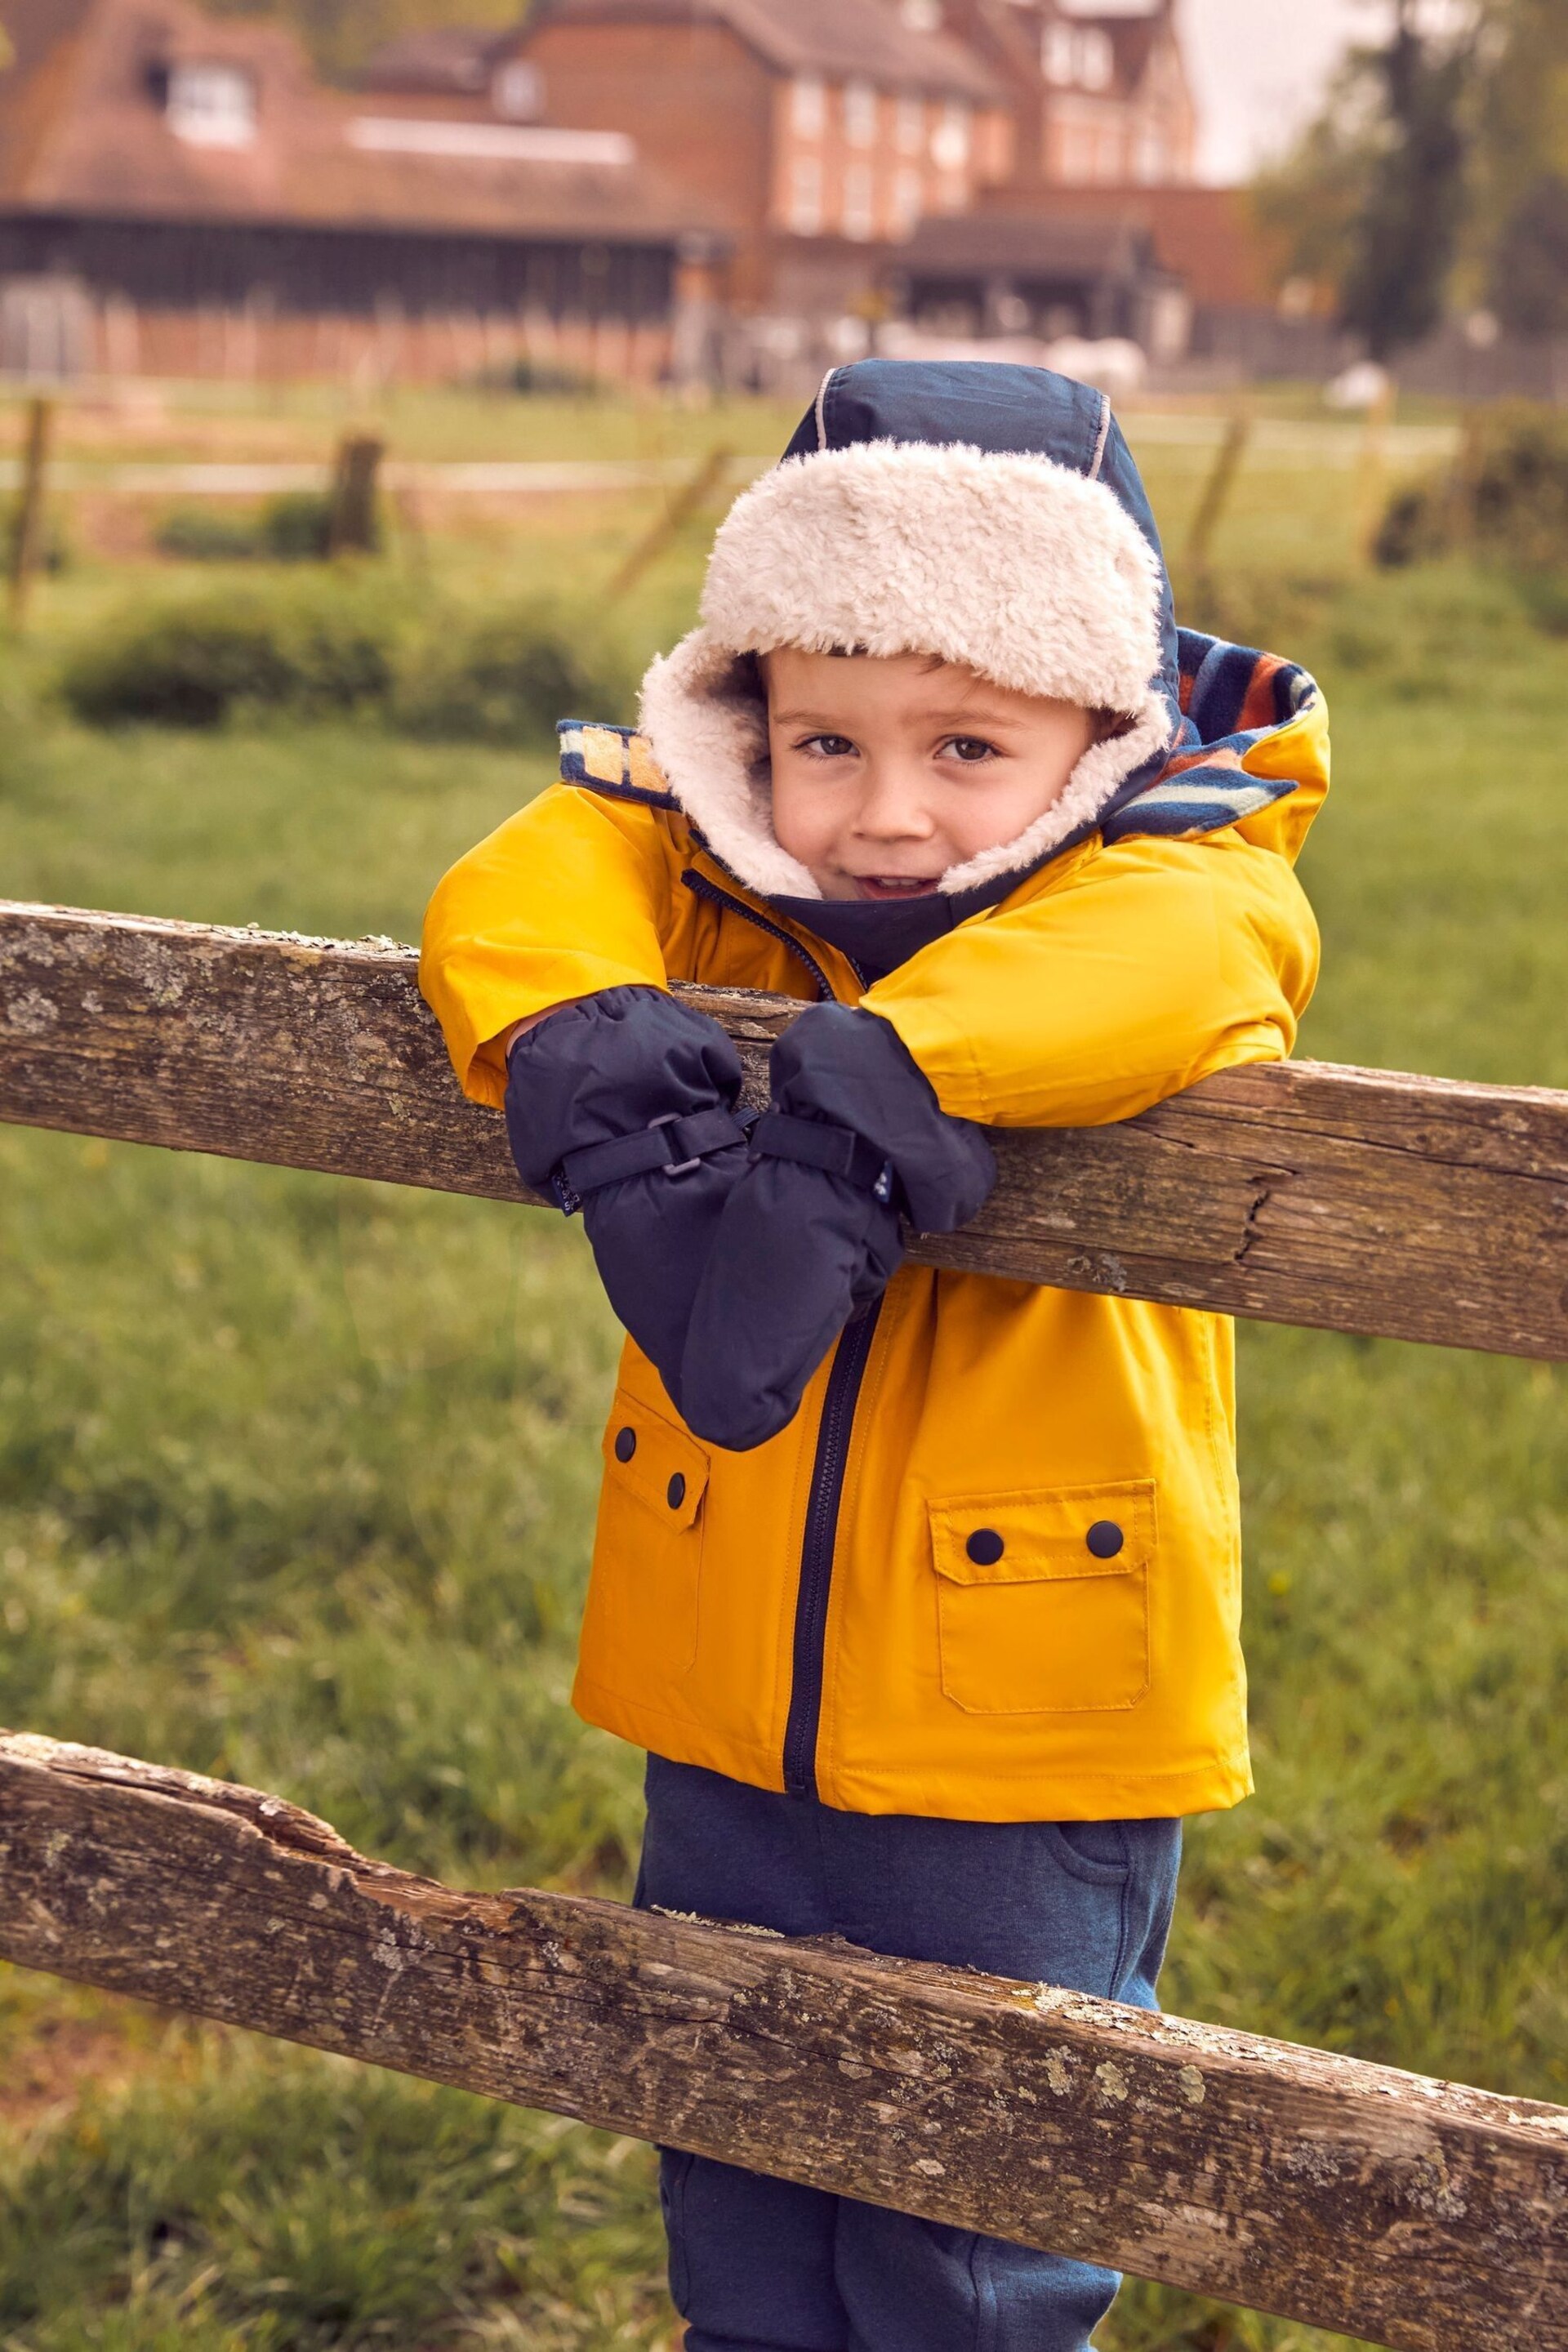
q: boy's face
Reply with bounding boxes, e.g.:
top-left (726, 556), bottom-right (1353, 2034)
top-left (764, 648), bottom-right (1097, 902)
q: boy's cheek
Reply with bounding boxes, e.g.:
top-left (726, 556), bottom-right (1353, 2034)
top-left (770, 779), bottom-right (830, 869)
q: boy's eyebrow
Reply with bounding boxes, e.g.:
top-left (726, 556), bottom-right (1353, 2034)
top-left (770, 702), bottom-right (1031, 730)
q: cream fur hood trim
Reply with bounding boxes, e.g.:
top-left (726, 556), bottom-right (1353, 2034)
top-left (637, 439), bottom-right (1173, 900)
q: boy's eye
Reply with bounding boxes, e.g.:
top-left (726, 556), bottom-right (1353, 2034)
top-left (797, 733), bottom-right (857, 759)
top-left (944, 736), bottom-right (999, 764)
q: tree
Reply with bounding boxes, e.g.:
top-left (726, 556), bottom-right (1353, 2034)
top-left (197, 0), bottom-right (526, 82)
top-left (1471, 0), bottom-right (1568, 333)
top-left (1337, 0), bottom-right (1472, 360)
top-left (1256, 0), bottom-right (1568, 349)
top-left (1253, 3), bottom-right (1475, 360)
top-left (1492, 174), bottom-right (1568, 332)
top-left (1251, 71), bottom-right (1382, 313)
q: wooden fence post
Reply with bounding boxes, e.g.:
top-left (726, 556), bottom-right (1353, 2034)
top-left (608, 443), bottom-right (733, 599)
top-left (1354, 373), bottom-right (1398, 564)
top-left (1183, 409), bottom-right (1251, 583)
top-left (7, 393), bottom-right (56, 630)
top-left (327, 431), bottom-right (384, 557)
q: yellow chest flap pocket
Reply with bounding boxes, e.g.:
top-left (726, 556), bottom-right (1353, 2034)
top-left (583, 1392), bottom-right (710, 1687)
top-left (929, 1480), bottom-right (1155, 1715)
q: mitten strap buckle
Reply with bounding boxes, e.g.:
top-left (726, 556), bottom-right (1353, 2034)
top-left (551, 1106), bottom-right (755, 1214)
top-left (751, 1112), bottom-right (896, 1205)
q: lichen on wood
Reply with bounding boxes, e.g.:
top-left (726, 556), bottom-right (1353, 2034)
top-left (2, 899), bottom-right (1566, 1359)
top-left (0, 1733), bottom-right (1564, 2352)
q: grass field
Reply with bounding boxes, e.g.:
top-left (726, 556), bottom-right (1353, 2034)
top-left (1, 385), bottom-right (1565, 2352)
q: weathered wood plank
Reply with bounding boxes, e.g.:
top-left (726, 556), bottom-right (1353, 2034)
top-left (2, 900), bottom-right (1566, 1359)
top-left (2, 1733), bottom-right (1564, 2351)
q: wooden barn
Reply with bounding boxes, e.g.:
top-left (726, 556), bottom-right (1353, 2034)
top-left (0, 0), bottom-right (728, 385)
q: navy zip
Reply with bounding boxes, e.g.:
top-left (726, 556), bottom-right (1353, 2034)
top-left (680, 864), bottom-right (880, 1802)
top-left (679, 867), bottom-right (869, 996)
top-left (782, 1296), bottom-right (883, 1797)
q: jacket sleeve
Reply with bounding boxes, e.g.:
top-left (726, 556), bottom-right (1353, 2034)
top-left (862, 829), bottom-right (1321, 1129)
top-left (420, 785), bottom-right (677, 1110)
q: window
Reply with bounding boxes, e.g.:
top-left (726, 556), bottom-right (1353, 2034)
top-left (1132, 127), bottom-right (1166, 184)
top-left (929, 98), bottom-right (969, 172)
top-left (891, 165), bottom-right (923, 234)
top-left (1045, 26), bottom-right (1114, 91)
top-left (842, 160), bottom-right (875, 239)
top-left (1079, 30), bottom-right (1114, 91)
top-left (166, 61), bottom-right (256, 148)
top-left (789, 154), bottom-right (824, 234)
top-left (843, 79), bottom-right (878, 148)
top-left (895, 92), bottom-right (924, 154)
top-left (492, 60), bottom-right (543, 121)
top-left (791, 74), bottom-right (825, 137)
top-left (1042, 25), bottom-right (1076, 86)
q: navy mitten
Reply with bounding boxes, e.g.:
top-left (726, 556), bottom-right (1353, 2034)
top-left (504, 986), bottom-right (755, 1410)
top-left (679, 1004), bottom-right (996, 1451)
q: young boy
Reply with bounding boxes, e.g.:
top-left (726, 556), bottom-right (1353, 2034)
top-left (421, 360), bottom-right (1328, 2352)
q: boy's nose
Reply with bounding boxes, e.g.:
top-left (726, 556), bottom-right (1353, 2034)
top-left (853, 764), bottom-right (937, 840)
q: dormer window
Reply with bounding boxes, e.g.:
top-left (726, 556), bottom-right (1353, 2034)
top-left (492, 60), bottom-right (543, 121)
top-left (1043, 25), bottom-right (1076, 87)
top-left (1043, 25), bottom-right (1115, 93)
top-left (166, 61), bottom-right (256, 148)
top-left (1080, 29), bottom-right (1113, 91)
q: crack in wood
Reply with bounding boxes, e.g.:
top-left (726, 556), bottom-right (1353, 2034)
top-left (1233, 1175), bottom-right (1277, 1263)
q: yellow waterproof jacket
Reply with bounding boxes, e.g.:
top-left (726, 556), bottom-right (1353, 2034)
top-left (422, 656), bottom-right (1327, 1822)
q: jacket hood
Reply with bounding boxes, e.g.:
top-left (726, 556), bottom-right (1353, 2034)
top-left (562, 609), bottom-right (1325, 984)
top-left (637, 359), bottom-right (1184, 900)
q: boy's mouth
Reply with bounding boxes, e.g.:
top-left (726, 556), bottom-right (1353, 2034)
top-left (851, 874), bottom-right (942, 901)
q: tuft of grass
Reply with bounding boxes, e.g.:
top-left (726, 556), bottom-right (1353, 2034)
top-left (56, 581), bottom-right (404, 730)
top-left (51, 581), bottom-right (631, 742)
top-left (392, 599), bottom-right (633, 744)
top-left (0, 2038), bottom-right (671, 2350)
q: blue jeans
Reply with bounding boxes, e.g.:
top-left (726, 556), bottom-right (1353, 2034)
top-left (635, 1755), bottom-right (1183, 2352)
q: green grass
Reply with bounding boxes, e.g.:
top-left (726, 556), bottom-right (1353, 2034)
top-left (1, 401), bottom-right (1565, 2350)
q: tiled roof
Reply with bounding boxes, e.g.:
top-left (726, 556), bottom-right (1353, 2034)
top-left (532, 0), bottom-right (1007, 101)
top-left (358, 27), bottom-right (514, 96)
top-left (1085, 14), bottom-right (1161, 102)
top-left (947, 1), bottom-right (1174, 104)
top-left (901, 207), bottom-right (1156, 276)
top-left (978, 184), bottom-right (1270, 309)
top-left (0, 0), bottom-right (724, 241)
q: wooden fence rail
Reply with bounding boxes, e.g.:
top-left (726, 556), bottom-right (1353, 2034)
top-left (3, 898), bottom-right (1568, 2344)
top-left (2, 900), bottom-right (1567, 1360)
top-left (2, 1733), bottom-right (1565, 2352)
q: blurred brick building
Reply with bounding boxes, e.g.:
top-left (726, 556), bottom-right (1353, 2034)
top-left (942, 0), bottom-right (1196, 188)
top-left (0, 0), bottom-right (1253, 390)
top-left (507, 0), bottom-right (1013, 325)
top-left (0, 0), bottom-right (724, 384)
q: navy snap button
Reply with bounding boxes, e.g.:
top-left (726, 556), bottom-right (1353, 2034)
top-left (965, 1528), bottom-right (1005, 1567)
top-left (666, 1472), bottom-right (687, 1510)
top-left (1085, 1520), bottom-right (1125, 1560)
top-left (613, 1426), bottom-right (637, 1463)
